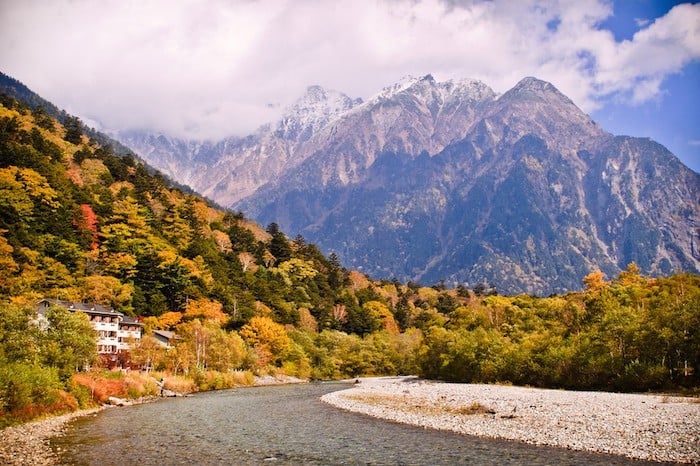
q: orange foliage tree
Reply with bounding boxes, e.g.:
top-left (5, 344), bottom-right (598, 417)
top-left (73, 203), bottom-right (99, 250)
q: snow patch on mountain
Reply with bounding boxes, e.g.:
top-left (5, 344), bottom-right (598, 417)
top-left (274, 85), bottom-right (361, 144)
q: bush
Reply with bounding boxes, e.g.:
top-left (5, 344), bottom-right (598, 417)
top-left (161, 375), bottom-right (198, 394)
top-left (192, 369), bottom-right (254, 391)
top-left (67, 379), bottom-right (94, 409)
top-left (0, 363), bottom-right (67, 426)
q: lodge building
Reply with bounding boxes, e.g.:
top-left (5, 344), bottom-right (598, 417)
top-left (37, 298), bottom-right (143, 356)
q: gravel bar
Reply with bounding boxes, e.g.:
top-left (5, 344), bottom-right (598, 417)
top-left (321, 377), bottom-right (700, 464)
top-left (0, 409), bottom-right (102, 465)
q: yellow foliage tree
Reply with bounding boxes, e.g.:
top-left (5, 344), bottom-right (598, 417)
top-left (183, 298), bottom-right (227, 325)
top-left (101, 252), bottom-right (138, 278)
top-left (80, 158), bottom-right (110, 185)
top-left (158, 311), bottom-right (183, 329)
top-left (239, 316), bottom-right (291, 365)
top-left (206, 330), bottom-right (248, 372)
top-left (276, 258), bottom-right (318, 285)
top-left (363, 301), bottom-right (400, 335)
top-left (583, 270), bottom-right (606, 291)
top-left (0, 166), bottom-right (60, 218)
top-left (142, 316), bottom-right (159, 334)
top-left (0, 232), bottom-right (19, 291)
top-left (617, 262), bottom-right (644, 286)
top-left (81, 275), bottom-right (133, 307)
top-left (130, 334), bottom-right (167, 371)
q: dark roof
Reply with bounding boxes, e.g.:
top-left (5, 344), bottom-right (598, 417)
top-left (38, 298), bottom-right (122, 317)
top-left (120, 315), bottom-right (143, 326)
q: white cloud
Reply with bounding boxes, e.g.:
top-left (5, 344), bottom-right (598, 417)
top-left (592, 3), bottom-right (700, 102)
top-left (1, 0), bottom-right (698, 140)
top-left (634, 17), bottom-right (651, 28)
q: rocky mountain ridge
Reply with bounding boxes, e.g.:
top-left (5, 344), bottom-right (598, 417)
top-left (116, 76), bottom-right (700, 295)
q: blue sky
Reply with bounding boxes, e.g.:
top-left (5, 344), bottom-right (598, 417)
top-left (1, 0), bottom-right (698, 172)
top-left (594, 1), bottom-right (700, 172)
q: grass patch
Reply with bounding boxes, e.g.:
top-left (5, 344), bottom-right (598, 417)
top-left (454, 402), bottom-right (496, 415)
top-left (344, 392), bottom-right (496, 416)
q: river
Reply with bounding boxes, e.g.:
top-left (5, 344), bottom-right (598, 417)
top-left (52, 382), bottom-right (664, 465)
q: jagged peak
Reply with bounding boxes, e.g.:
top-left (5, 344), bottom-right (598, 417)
top-left (286, 85), bottom-right (359, 114)
top-left (368, 74), bottom-right (436, 102)
top-left (439, 78), bottom-right (497, 102)
top-left (366, 74), bottom-right (495, 107)
top-left (274, 85), bottom-right (361, 142)
top-left (502, 76), bottom-right (570, 102)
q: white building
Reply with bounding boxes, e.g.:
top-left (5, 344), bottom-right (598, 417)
top-left (37, 299), bottom-right (143, 356)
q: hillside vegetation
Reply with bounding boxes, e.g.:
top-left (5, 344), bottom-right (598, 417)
top-left (0, 95), bottom-right (698, 425)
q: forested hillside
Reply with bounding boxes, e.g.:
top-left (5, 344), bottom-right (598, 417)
top-left (0, 94), bottom-right (698, 426)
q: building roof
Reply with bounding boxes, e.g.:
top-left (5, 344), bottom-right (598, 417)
top-left (153, 329), bottom-right (177, 340)
top-left (120, 315), bottom-right (143, 326)
top-left (38, 298), bottom-right (122, 317)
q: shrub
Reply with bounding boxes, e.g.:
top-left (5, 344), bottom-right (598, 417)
top-left (162, 375), bottom-right (197, 394)
top-left (0, 363), bottom-right (67, 426)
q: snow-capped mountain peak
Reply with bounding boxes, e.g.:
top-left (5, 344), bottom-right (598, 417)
top-left (367, 74), bottom-right (435, 103)
top-left (274, 85), bottom-right (361, 143)
top-left (440, 78), bottom-right (497, 103)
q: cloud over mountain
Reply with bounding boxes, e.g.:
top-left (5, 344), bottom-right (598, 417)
top-left (1, 0), bottom-right (699, 142)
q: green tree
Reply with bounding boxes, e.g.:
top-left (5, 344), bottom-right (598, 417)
top-left (63, 116), bottom-right (83, 144)
top-left (41, 306), bottom-right (97, 380)
top-left (0, 303), bottom-right (41, 365)
top-left (266, 223), bottom-right (291, 265)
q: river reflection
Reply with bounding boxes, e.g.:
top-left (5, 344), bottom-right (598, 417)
top-left (53, 382), bottom-right (667, 465)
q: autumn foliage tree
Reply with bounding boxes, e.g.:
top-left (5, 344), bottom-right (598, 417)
top-left (73, 203), bottom-right (99, 250)
top-left (239, 316), bottom-right (291, 366)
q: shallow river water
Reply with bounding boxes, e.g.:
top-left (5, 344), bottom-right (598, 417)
top-left (53, 382), bottom-right (669, 465)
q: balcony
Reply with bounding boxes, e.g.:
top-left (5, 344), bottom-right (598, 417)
top-left (92, 322), bottom-right (119, 331)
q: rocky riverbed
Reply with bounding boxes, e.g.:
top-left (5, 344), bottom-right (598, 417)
top-left (321, 377), bottom-right (700, 464)
top-left (0, 409), bottom-right (102, 465)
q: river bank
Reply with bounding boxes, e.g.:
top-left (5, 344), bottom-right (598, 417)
top-left (321, 377), bottom-right (700, 464)
top-left (0, 374), bottom-right (307, 466)
top-left (0, 408), bottom-right (102, 465)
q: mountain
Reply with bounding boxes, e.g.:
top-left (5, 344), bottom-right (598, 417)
top-left (117, 76), bottom-right (700, 295)
top-left (116, 85), bottom-right (362, 207)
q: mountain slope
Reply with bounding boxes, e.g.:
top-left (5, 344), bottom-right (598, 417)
top-left (0, 72), bottom-right (137, 159)
top-left (0, 91), bottom-right (359, 328)
top-left (117, 76), bottom-right (700, 295)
